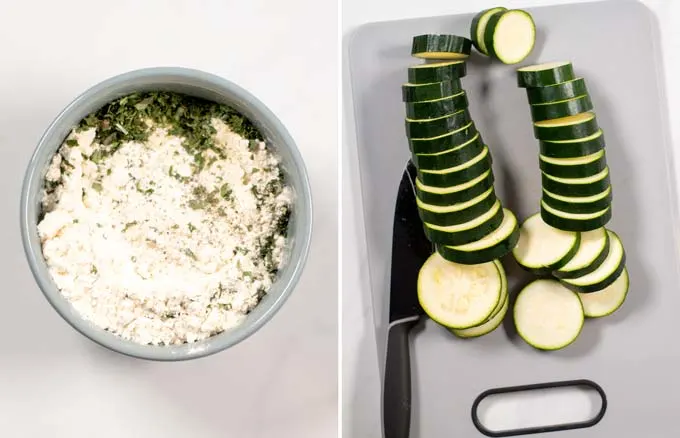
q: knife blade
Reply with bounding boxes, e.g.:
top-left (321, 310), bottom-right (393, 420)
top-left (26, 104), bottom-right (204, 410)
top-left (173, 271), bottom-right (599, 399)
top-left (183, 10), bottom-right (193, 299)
top-left (382, 160), bottom-right (433, 438)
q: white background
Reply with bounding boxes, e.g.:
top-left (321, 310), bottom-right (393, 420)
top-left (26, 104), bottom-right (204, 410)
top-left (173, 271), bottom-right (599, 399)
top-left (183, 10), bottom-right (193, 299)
top-left (342, 0), bottom-right (676, 436)
top-left (0, 1), bottom-right (337, 437)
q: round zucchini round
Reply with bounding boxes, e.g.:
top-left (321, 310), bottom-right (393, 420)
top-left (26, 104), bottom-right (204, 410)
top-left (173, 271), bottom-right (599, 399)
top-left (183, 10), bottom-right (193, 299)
top-left (526, 78), bottom-right (589, 104)
top-left (539, 150), bottom-right (607, 179)
top-left (530, 94), bottom-right (594, 122)
top-left (561, 230), bottom-right (626, 293)
top-left (533, 112), bottom-right (599, 141)
top-left (412, 134), bottom-right (484, 170)
top-left (539, 129), bottom-right (606, 159)
top-left (406, 109), bottom-right (471, 139)
top-left (409, 122), bottom-right (478, 155)
top-left (411, 34), bottom-right (472, 59)
top-left (415, 170), bottom-right (495, 206)
top-left (483, 9), bottom-right (536, 65)
top-left (417, 187), bottom-right (497, 227)
top-left (417, 146), bottom-right (491, 187)
top-left (542, 186), bottom-right (613, 214)
top-left (423, 200), bottom-right (504, 245)
top-left (470, 7), bottom-right (507, 54)
top-left (408, 60), bottom-right (467, 84)
top-left (405, 91), bottom-right (469, 120)
top-left (540, 201), bottom-right (612, 232)
top-left (517, 61), bottom-right (575, 88)
top-left (402, 79), bottom-right (463, 103)
top-left (541, 167), bottom-right (610, 197)
top-left (578, 267), bottom-right (629, 317)
top-left (554, 228), bottom-right (610, 279)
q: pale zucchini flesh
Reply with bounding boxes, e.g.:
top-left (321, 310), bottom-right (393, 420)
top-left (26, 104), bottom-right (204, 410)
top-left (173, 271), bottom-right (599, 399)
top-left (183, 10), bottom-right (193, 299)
top-left (514, 279), bottom-right (584, 350)
top-left (555, 228), bottom-right (610, 279)
top-left (512, 212), bottom-right (580, 274)
top-left (579, 267), bottom-right (629, 317)
top-left (418, 253), bottom-right (502, 329)
top-left (562, 230), bottom-right (626, 292)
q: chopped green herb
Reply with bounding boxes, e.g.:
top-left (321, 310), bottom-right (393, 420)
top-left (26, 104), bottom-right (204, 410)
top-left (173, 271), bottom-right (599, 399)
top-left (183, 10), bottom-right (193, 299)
top-left (90, 265), bottom-right (98, 274)
top-left (183, 248), bottom-right (197, 260)
top-left (123, 221), bottom-right (138, 232)
top-left (188, 223), bottom-right (197, 233)
top-left (65, 139), bottom-right (78, 147)
top-left (92, 182), bottom-right (103, 192)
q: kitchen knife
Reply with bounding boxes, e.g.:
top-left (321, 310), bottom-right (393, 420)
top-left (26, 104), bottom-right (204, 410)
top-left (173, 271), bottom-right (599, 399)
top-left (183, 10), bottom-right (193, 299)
top-left (382, 161), bottom-right (433, 438)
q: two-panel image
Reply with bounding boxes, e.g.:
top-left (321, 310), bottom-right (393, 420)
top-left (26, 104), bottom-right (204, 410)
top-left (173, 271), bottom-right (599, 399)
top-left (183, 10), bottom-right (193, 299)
top-left (1, 0), bottom-right (672, 436)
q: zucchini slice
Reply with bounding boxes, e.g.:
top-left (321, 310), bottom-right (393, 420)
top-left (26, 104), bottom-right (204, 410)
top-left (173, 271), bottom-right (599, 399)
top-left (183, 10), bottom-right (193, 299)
top-left (416, 170), bottom-right (495, 206)
top-left (423, 199), bottom-right (504, 245)
top-left (408, 60), bottom-right (467, 84)
top-left (411, 34), bottom-right (472, 60)
top-left (541, 167), bottom-right (610, 197)
top-left (514, 279), bottom-right (584, 351)
top-left (409, 122), bottom-right (478, 155)
top-left (526, 78), bottom-right (589, 104)
top-left (541, 201), bottom-right (612, 232)
top-left (530, 94), bottom-right (594, 122)
top-left (517, 61), bottom-right (575, 88)
top-left (539, 150), bottom-right (607, 179)
top-left (533, 112), bottom-right (599, 141)
top-left (562, 230), bottom-right (626, 293)
top-left (418, 145), bottom-right (491, 187)
top-left (452, 286), bottom-right (509, 337)
top-left (512, 212), bottom-right (580, 275)
top-left (406, 109), bottom-right (471, 139)
top-left (539, 129), bottom-right (606, 159)
top-left (418, 253), bottom-right (503, 329)
top-left (554, 228), bottom-right (610, 279)
top-left (542, 186), bottom-right (613, 214)
top-left (402, 79), bottom-right (463, 103)
top-left (470, 7), bottom-right (507, 55)
top-left (405, 91), bottom-right (469, 120)
top-left (483, 9), bottom-right (536, 65)
top-left (437, 208), bottom-right (519, 264)
top-left (579, 267), bottom-right (629, 317)
top-left (412, 133), bottom-right (484, 170)
top-left (417, 187), bottom-right (497, 226)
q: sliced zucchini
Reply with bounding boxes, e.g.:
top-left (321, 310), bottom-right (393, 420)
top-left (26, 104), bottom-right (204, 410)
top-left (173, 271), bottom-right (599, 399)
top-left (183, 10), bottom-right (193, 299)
top-left (526, 78), bottom-right (589, 104)
top-left (554, 228), bottom-right (610, 279)
top-left (539, 129), bottom-right (606, 159)
top-left (512, 212), bottom-right (580, 275)
top-left (533, 112), bottom-right (599, 141)
top-left (437, 208), bottom-right (519, 264)
top-left (408, 60), bottom-right (467, 84)
top-left (453, 289), bottom-right (509, 338)
top-left (405, 91), bottom-right (469, 120)
top-left (418, 253), bottom-right (503, 329)
top-left (470, 7), bottom-right (507, 55)
top-left (530, 94), bottom-right (594, 122)
top-left (542, 186), bottom-right (613, 214)
top-left (540, 201), bottom-right (612, 232)
top-left (562, 230), bottom-right (626, 293)
top-left (579, 267), bottom-right (629, 317)
top-left (514, 279), bottom-right (584, 351)
top-left (423, 199), bottom-right (504, 245)
top-left (517, 61), bottom-right (575, 88)
top-left (484, 9), bottom-right (536, 65)
top-left (406, 109), bottom-right (471, 139)
top-left (402, 79), bottom-right (463, 103)
top-left (417, 187), bottom-right (496, 226)
top-left (411, 34), bottom-right (472, 59)
top-left (416, 170), bottom-right (495, 206)
top-left (409, 121), bottom-right (478, 155)
top-left (541, 167), bottom-right (610, 197)
top-left (539, 150), bottom-right (607, 179)
top-left (418, 145), bottom-right (491, 187)
top-left (412, 133), bottom-right (484, 170)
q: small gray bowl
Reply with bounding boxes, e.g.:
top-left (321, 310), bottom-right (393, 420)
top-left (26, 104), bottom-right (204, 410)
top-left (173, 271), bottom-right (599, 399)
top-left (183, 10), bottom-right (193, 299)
top-left (20, 67), bottom-right (313, 361)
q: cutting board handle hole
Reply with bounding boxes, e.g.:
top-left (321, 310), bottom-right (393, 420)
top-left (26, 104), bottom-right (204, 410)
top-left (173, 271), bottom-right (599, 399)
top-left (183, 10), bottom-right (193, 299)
top-left (471, 379), bottom-right (607, 437)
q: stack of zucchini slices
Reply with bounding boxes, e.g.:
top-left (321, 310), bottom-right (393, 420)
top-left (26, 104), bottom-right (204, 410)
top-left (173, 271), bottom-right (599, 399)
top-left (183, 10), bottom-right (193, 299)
top-left (511, 62), bottom-right (629, 351)
top-left (406, 34), bottom-right (520, 339)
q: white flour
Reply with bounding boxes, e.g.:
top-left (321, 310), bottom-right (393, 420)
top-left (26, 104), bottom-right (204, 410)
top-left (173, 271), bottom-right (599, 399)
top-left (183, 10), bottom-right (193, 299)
top-left (38, 119), bottom-right (292, 345)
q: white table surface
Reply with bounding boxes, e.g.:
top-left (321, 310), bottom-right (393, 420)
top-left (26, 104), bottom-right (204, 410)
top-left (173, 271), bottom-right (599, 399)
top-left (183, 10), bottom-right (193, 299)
top-left (0, 1), bottom-right (337, 437)
top-left (342, 0), bottom-right (678, 436)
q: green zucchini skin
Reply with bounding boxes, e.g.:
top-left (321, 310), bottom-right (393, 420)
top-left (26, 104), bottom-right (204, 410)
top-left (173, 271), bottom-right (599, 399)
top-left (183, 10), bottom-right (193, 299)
top-left (408, 61), bottom-right (467, 84)
top-left (402, 79), bottom-right (463, 103)
top-left (412, 135), bottom-right (484, 170)
top-left (409, 122), bottom-right (477, 155)
top-left (539, 151), bottom-right (607, 178)
top-left (423, 203), bottom-right (504, 245)
top-left (541, 170), bottom-right (610, 197)
top-left (539, 130), bottom-right (606, 158)
top-left (416, 172), bottom-right (495, 206)
top-left (482, 10), bottom-right (506, 61)
top-left (530, 95), bottom-right (594, 122)
top-left (553, 231), bottom-right (611, 280)
top-left (436, 222), bottom-right (519, 265)
top-left (533, 114), bottom-right (599, 141)
top-left (405, 109), bottom-right (471, 138)
top-left (418, 147), bottom-right (491, 187)
top-left (542, 188), bottom-right (613, 214)
top-left (470, 7), bottom-right (507, 54)
top-left (405, 91), bottom-right (469, 120)
top-left (541, 204), bottom-right (612, 232)
top-left (411, 34), bottom-right (472, 58)
top-left (517, 62), bottom-right (575, 88)
top-left (526, 78), bottom-right (589, 104)
top-left (562, 253), bottom-right (626, 293)
top-left (417, 189), bottom-right (497, 226)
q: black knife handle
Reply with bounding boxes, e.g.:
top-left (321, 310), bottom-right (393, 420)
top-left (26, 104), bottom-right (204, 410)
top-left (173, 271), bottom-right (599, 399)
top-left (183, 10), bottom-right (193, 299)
top-left (383, 319), bottom-right (417, 438)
